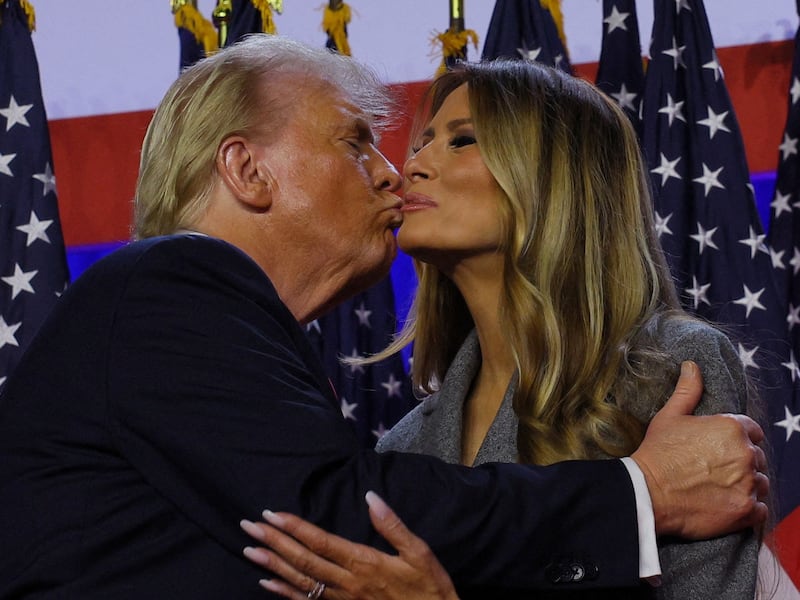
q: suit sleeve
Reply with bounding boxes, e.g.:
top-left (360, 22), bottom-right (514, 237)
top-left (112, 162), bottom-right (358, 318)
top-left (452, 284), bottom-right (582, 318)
top-left (104, 239), bottom-right (642, 591)
top-left (654, 323), bottom-right (760, 599)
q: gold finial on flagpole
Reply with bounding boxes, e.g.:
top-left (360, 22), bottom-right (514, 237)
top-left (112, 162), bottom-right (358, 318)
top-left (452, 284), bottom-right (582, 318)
top-left (449, 0), bottom-right (464, 32)
top-left (212, 0), bottom-right (233, 48)
top-left (433, 0), bottom-right (477, 75)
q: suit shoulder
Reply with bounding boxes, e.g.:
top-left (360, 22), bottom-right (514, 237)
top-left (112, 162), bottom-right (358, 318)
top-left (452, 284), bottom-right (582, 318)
top-left (376, 395), bottom-right (438, 453)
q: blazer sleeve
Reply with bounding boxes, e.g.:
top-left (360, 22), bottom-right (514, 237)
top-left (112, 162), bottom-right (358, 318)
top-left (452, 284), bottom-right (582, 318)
top-left (653, 321), bottom-right (760, 600)
top-left (104, 238), bottom-right (642, 592)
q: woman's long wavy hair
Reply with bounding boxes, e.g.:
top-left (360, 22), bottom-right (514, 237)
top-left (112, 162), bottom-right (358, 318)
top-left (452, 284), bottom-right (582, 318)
top-left (375, 60), bottom-right (687, 464)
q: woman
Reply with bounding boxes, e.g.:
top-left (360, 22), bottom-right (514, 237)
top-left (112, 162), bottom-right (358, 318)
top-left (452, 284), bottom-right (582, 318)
top-left (241, 59), bottom-right (762, 599)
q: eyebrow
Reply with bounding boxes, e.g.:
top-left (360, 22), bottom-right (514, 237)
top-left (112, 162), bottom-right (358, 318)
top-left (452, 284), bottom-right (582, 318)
top-left (420, 117), bottom-right (473, 139)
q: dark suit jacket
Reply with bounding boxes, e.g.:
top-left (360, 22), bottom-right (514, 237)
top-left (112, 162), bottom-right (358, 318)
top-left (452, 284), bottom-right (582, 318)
top-left (0, 235), bottom-right (640, 598)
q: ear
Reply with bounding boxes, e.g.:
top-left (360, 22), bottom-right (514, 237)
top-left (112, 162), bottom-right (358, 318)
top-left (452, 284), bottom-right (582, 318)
top-left (215, 135), bottom-right (273, 210)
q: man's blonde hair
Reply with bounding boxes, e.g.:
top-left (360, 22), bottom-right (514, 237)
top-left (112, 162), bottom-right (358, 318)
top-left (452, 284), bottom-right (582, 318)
top-left (134, 34), bottom-right (394, 239)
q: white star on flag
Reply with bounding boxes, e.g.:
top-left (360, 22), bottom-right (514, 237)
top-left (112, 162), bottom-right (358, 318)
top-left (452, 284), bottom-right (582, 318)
top-left (340, 397), bottom-right (358, 421)
top-left (737, 343), bottom-right (759, 370)
top-left (662, 37), bottom-right (686, 70)
top-left (782, 351), bottom-right (800, 383)
top-left (0, 94), bottom-right (33, 131)
top-left (738, 226), bottom-right (766, 259)
top-left (0, 316), bottom-right (21, 349)
top-left (791, 77), bottom-right (800, 105)
top-left (693, 163), bottom-right (725, 197)
top-left (787, 305), bottom-right (800, 330)
top-left (517, 46), bottom-right (542, 62)
top-left (604, 6), bottom-right (629, 34)
top-left (345, 348), bottom-right (365, 374)
top-left (1, 263), bottom-right (37, 299)
top-left (696, 106), bottom-right (730, 139)
top-left (32, 162), bottom-right (56, 197)
top-left (733, 284), bottom-right (766, 318)
top-left (0, 152), bottom-right (15, 177)
top-left (690, 223), bottom-right (719, 254)
top-left (611, 83), bottom-right (638, 112)
top-left (790, 248), bottom-right (800, 275)
top-left (702, 52), bottom-right (723, 81)
top-left (654, 212), bottom-right (674, 238)
top-left (674, 0), bottom-right (692, 12)
top-left (770, 247), bottom-right (786, 270)
top-left (778, 133), bottom-right (798, 161)
top-left (371, 422), bottom-right (388, 440)
top-left (381, 373), bottom-right (403, 398)
top-left (775, 405), bottom-right (800, 442)
top-left (771, 191), bottom-right (793, 218)
top-left (16, 211), bottom-right (53, 246)
top-left (659, 93), bottom-right (686, 126)
top-left (354, 302), bottom-right (372, 327)
top-left (651, 153), bottom-right (682, 186)
top-left (685, 276), bottom-right (711, 308)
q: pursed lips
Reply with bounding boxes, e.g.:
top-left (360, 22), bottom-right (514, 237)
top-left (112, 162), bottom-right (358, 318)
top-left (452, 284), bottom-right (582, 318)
top-left (401, 192), bottom-right (437, 212)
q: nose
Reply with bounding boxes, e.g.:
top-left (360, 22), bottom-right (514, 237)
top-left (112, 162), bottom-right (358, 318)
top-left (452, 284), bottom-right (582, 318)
top-left (403, 149), bottom-right (431, 182)
top-left (371, 149), bottom-right (402, 192)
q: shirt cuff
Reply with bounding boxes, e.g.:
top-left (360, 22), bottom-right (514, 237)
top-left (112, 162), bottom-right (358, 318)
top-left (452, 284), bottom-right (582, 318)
top-left (620, 457), bottom-right (662, 585)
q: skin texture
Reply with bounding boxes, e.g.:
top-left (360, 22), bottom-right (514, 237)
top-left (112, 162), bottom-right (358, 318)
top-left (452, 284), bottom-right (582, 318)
top-left (237, 79), bottom-right (768, 600)
top-left (241, 492), bottom-right (459, 600)
top-left (195, 81), bottom-right (404, 325)
top-left (398, 84), bottom-right (505, 274)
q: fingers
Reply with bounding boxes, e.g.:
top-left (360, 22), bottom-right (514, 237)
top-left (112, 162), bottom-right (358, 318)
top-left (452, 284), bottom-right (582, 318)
top-left (365, 492), bottom-right (430, 559)
top-left (240, 517), bottom-right (348, 595)
top-left (726, 413), bottom-right (765, 445)
top-left (657, 361), bottom-right (704, 417)
top-left (258, 577), bottom-right (310, 600)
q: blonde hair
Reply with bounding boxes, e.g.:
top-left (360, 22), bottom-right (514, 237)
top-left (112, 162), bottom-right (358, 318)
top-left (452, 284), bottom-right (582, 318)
top-left (134, 34), bottom-right (395, 239)
top-left (376, 60), bottom-right (684, 464)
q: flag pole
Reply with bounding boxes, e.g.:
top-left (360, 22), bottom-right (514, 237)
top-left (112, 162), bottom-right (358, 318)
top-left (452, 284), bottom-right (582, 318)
top-left (434, 0), bottom-right (477, 75)
top-left (449, 0), bottom-right (464, 36)
top-left (212, 0), bottom-right (232, 48)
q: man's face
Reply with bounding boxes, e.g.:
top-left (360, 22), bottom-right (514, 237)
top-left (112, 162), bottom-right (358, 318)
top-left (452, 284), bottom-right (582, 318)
top-left (261, 82), bottom-right (403, 304)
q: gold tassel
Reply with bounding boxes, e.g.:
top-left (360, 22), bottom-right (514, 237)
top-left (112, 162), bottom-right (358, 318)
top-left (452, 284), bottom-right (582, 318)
top-left (433, 28), bottom-right (478, 76)
top-left (323, 2), bottom-right (352, 56)
top-left (174, 3), bottom-right (219, 55)
top-left (252, 0), bottom-right (281, 34)
top-left (539, 0), bottom-right (568, 57)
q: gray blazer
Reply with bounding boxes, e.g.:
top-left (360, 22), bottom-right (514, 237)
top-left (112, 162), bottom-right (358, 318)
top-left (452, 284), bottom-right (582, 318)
top-left (378, 317), bottom-right (759, 599)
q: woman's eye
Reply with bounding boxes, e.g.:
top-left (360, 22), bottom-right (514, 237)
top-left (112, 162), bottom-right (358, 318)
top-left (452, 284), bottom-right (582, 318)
top-left (450, 135), bottom-right (476, 148)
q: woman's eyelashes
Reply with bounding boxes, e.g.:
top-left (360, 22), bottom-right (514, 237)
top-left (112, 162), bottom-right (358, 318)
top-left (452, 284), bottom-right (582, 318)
top-left (411, 132), bottom-right (476, 154)
top-left (449, 134), bottom-right (476, 149)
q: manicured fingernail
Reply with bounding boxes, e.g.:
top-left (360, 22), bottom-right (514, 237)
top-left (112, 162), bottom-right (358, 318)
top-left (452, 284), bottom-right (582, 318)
top-left (259, 579), bottom-right (276, 591)
top-left (365, 490), bottom-right (389, 519)
top-left (262, 509), bottom-right (286, 527)
top-left (240, 519), bottom-right (263, 538)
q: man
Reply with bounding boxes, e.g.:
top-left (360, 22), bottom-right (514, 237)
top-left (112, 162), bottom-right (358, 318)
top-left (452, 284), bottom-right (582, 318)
top-left (0, 35), bottom-right (766, 598)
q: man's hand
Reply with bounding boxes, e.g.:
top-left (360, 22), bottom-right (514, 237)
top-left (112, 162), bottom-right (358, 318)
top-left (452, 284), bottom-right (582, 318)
top-left (631, 361), bottom-right (768, 539)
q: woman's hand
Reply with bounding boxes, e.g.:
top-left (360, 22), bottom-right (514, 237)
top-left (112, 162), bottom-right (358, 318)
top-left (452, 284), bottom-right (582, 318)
top-left (240, 491), bottom-right (459, 600)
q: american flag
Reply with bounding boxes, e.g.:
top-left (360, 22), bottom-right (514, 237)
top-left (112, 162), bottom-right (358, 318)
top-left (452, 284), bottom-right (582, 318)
top-left (226, 0), bottom-right (277, 44)
top-left (640, 0), bottom-right (800, 584)
top-left (0, 0), bottom-right (69, 391)
top-left (481, 0), bottom-right (573, 73)
top-left (595, 0), bottom-right (645, 136)
top-left (765, 0), bottom-right (800, 587)
top-left (305, 276), bottom-right (417, 449)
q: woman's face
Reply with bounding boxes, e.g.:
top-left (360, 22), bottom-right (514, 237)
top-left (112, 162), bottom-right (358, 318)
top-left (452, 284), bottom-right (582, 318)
top-left (397, 83), bottom-right (506, 273)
